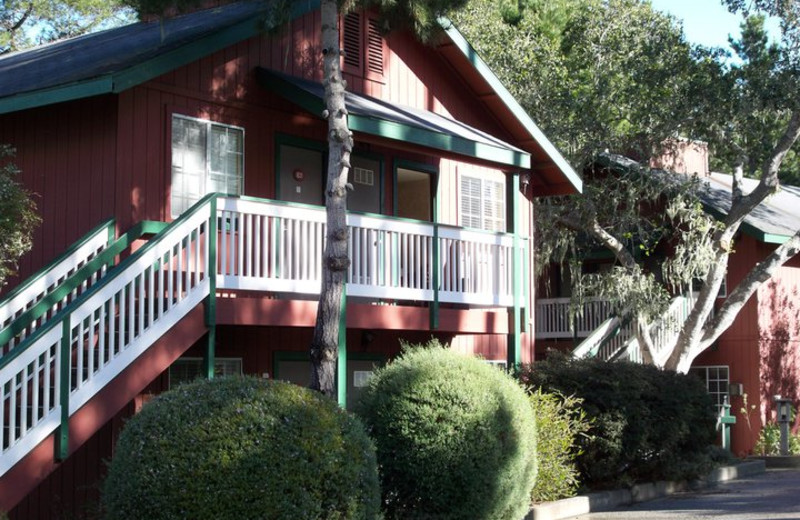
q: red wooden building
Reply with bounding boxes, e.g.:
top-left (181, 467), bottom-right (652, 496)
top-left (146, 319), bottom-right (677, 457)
top-left (0, 1), bottom-right (580, 516)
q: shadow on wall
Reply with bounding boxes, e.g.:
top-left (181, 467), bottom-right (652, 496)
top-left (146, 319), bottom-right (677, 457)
top-left (759, 281), bottom-right (800, 432)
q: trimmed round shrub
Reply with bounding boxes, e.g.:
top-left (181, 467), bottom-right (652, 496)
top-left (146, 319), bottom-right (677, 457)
top-left (357, 345), bottom-right (537, 520)
top-left (102, 376), bottom-right (380, 520)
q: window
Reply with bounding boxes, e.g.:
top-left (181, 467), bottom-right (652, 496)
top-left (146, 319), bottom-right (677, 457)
top-left (460, 175), bottom-right (505, 232)
top-left (169, 357), bottom-right (243, 388)
top-left (171, 115), bottom-right (244, 217)
top-left (689, 365), bottom-right (730, 411)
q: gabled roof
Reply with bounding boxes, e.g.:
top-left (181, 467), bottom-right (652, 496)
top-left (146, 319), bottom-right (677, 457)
top-left (0, 0), bottom-right (581, 194)
top-left (597, 154), bottom-right (800, 245)
top-left (701, 172), bottom-right (800, 244)
top-left (0, 1), bottom-right (314, 113)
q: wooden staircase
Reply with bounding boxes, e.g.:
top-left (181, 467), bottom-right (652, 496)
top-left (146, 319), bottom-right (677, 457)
top-left (0, 192), bottom-right (528, 513)
top-left (0, 198), bottom-right (214, 512)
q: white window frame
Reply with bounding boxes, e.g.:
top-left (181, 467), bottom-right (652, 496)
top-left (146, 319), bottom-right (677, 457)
top-left (168, 357), bottom-right (243, 388)
top-left (690, 365), bottom-right (730, 412)
top-left (171, 114), bottom-right (245, 217)
top-left (460, 175), bottom-right (505, 232)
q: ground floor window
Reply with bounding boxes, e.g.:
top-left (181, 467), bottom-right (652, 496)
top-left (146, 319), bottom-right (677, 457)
top-left (169, 357), bottom-right (243, 388)
top-left (689, 365), bottom-right (730, 411)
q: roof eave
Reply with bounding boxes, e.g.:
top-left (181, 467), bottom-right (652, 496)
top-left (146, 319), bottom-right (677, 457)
top-left (0, 0), bottom-right (320, 115)
top-left (437, 17), bottom-right (582, 195)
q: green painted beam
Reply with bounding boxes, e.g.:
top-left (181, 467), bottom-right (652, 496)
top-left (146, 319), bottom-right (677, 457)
top-left (204, 196), bottom-right (218, 380)
top-left (337, 287), bottom-right (347, 408)
top-left (56, 320), bottom-right (71, 461)
top-left (258, 70), bottom-right (531, 169)
top-left (0, 77), bottom-right (114, 116)
top-left (0, 221), bottom-right (164, 356)
top-left (349, 115), bottom-right (530, 169)
top-left (0, 217), bottom-right (116, 310)
top-left (506, 174), bottom-right (522, 370)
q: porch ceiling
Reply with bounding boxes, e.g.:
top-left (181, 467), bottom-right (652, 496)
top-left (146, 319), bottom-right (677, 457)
top-left (256, 67), bottom-right (531, 170)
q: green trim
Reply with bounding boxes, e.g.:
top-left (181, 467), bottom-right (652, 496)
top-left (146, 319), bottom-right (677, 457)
top-left (337, 287), bottom-right (347, 408)
top-left (438, 19), bottom-right (582, 194)
top-left (392, 160), bottom-right (440, 325)
top-left (0, 77), bottom-right (114, 116)
top-left (272, 350), bottom-right (309, 382)
top-left (0, 1), bottom-right (321, 115)
top-left (348, 114), bottom-right (530, 169)
top-left (431, 169), bottom-right (440, 330)
top-left (0, 221), bottom-right (164, 356)
top-left (352, 149), bottom-right (385, 215)
top-left (702, 204), bottom-right (790, 244)
top-left (0, 217), bottom-right (115, 310)
top-left (523, 238), bottom-right (530, 334)
top-left (56, 319), bottom-right (70, 461)
top-left (0, 198), bottom-right (213, 373)
top-left (274, 132), bottom-right (327, 205)
top-left (506, 174), bottom-right (522, 369)
top-left (261, 71), bottom-right (530, 169)
top-left (204, 196), bottom-right (218, 380)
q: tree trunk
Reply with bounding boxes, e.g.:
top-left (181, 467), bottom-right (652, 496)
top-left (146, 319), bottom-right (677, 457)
top-left (665, 110), bottom-right (800, 372)
top-left (310, 0), bottom-right (353, 398)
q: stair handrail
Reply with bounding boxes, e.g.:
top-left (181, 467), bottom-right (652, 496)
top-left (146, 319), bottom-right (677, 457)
top-left (612, 294), bottom-right (696, 364)
top-left (0, 194), bottom-right (214, 476)
top-left (572, 315), bottom-right (623, 358)
top-left (0, 221), bottom-right (167, 357)
top-left (0, 218), bottom-right (115, 326)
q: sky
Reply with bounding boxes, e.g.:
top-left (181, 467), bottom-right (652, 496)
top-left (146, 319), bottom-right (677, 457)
top-left (649, 0), bottom-right (781, 51)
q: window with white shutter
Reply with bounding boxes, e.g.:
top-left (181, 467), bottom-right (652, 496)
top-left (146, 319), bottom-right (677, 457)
top-left (460, 175), bottom-right (505, 232)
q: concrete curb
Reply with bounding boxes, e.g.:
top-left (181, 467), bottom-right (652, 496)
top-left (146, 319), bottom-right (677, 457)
top-left (748, 455), bottom-right (800, 469)
top-left (526, 460), bottom-right (766, 520)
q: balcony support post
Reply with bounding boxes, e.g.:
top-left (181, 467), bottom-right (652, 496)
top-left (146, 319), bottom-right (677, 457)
top-left (203, 196), bottom-right (217, 380)
top-left (337, 287), bottom-right (347, 408)
top-left (506, 174), bottom-right (522, 370)
top-left (56, 319), bottom-right (71, 461)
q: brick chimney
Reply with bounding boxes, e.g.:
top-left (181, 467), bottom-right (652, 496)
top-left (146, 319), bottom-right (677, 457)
top-left (650, 139), bottom-right (710, 176)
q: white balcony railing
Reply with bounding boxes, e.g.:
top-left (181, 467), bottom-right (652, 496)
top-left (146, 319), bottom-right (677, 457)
top-left (535, 297), bottom-right (615, 339)
top-left (215, 197), bottom-right (520, 307)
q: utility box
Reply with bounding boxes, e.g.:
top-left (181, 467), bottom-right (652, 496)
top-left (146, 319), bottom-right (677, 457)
top-left (773, 395), bottom-right (793, 456)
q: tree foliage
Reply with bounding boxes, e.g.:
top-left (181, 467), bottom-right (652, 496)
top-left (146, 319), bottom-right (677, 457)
top-left (0, 146), bottom-right (40, 290)
top-left (456, 0), bottom-right (800, 371)
top-left (0, 0), bottom-right (134, 54)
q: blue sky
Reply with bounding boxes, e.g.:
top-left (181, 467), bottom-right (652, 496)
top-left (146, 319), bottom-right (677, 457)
top-left (649, 0), bottom-right (781, 50)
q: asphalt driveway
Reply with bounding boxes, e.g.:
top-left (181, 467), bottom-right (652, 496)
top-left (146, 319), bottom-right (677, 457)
top-left (574, 469), bottom-right (800, 520)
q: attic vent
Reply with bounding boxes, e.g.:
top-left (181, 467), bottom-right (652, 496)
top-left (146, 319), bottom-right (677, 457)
top-left (367, 18), bottom-right (384, 75)
top-left (343, 12), bottom-right (361, 69)
top-left (354, 167), bottom-right (374, 186)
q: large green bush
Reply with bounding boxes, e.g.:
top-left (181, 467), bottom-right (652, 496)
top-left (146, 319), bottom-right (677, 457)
top-left (530, 389), bottom-right (591, 503)
top-left (102, 376), bottom-right (380, 520)
top-left (357, 344), bottom-right (537, 520)
top-left (519, 353), bottom-right (717, 488)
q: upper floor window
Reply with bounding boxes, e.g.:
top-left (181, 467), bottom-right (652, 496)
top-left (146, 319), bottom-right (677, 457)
top-left (460, 175), bottom-right (505, 232)
top-left (171, 114), bottom-right (244, 217)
